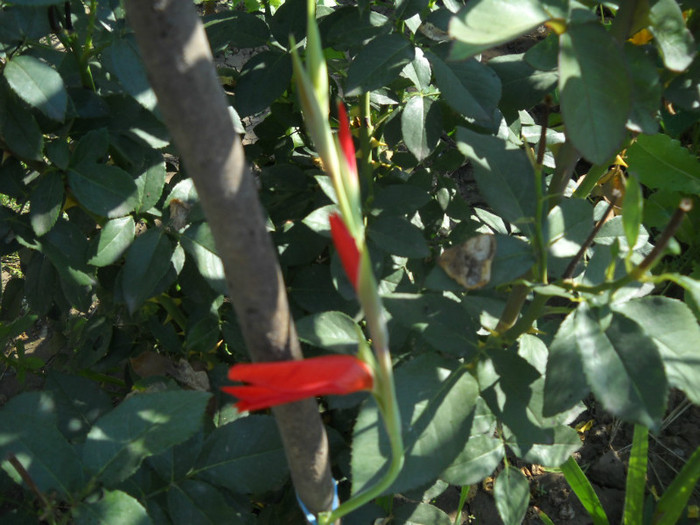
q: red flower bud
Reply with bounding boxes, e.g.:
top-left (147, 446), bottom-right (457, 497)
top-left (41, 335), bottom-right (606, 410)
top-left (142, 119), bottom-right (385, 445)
top-left (337, 102), bottom-right (358, 180)
top-left (329, 213), bottom-right (360, 289)
top-left (223, 354), bottom-right (373, 412)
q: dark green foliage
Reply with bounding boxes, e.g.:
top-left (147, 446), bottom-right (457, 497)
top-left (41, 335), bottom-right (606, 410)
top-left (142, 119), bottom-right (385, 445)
top-left (0, 0), bottom-right (699, 523)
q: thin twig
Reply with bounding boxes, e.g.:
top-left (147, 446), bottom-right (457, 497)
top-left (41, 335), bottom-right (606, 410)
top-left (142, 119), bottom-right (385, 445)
top-left (7, 455), bottom-right (52, 513)
top-left (630, 198), bottom-right (693, 278)
top-left (562, 192), bottom-right (620, 280)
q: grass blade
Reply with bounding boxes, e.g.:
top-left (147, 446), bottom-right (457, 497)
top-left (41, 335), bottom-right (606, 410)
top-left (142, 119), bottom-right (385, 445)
top-left (624, 424), bottom-right (649, 524)
top-left (560, 456), bottom-right (611, 525)
top-left (653, 444), bottom-right (700, 525)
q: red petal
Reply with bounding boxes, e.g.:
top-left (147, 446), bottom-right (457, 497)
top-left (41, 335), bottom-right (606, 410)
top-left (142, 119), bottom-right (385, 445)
top-left (337, 102), bottom-right (358, 178)
top-left (224, 355), bottom-right (373, 411)
top-left (329, 213), bottom-right (360, 289)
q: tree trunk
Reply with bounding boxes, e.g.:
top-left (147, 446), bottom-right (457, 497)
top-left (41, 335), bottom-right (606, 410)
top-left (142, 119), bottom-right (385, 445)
top-left (124, 0), bottom-right (335, 515)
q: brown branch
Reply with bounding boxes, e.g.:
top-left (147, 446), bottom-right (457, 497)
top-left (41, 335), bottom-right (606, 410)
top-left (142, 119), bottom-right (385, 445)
top-left (7, 454), bottom-right (52, 514)
top-left (562, 192), bottom-right (620, 280)
top-left (123, 0), bottom-right (334, 514)
top-left (631, 197), bottom-right (693, 278)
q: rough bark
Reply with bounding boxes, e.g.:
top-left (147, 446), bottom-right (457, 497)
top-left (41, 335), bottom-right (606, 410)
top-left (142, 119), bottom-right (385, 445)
top-left (124, 0), bottom-right (335, 514)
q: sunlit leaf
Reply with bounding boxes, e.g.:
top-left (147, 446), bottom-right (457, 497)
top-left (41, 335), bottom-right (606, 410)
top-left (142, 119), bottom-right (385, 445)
top-left (494, 466), bottom-right (530, 525)
top-left (4, 55), bottom-right (67, 121)
top-left (558, 22), bottom-right (631, 164)
top-left (346, 34), bottom-right (415, 95)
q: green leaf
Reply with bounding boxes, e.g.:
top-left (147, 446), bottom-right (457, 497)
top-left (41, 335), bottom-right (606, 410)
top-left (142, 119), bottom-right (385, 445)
top-left (82, 391), bottom-right (211, 486)
top-left (494, 465), bottom-right (530, 525)
top-left (23, 253), bottom-right (57, 316)
top-left (352, 355), bottom-right (479, 495)
top-left (624, 44), bottom-right (663, 134)
top-left (289, 264), bottom-right (353, 313)
top-left (395, 0), bottom-right (430, 21)
top-left (103, 37), bottom-right (157, 110)
top-left (653, 444), bottom-right (700, 525)
top-left (296, 311), bottom-right (359, 353)
top-left (392, 501), bottom-right (452, 525)
top-left (506, 424), bottom-right (581, 467)
top-left (147, 433), bottom-right (204, 484)
top-left (622, 174), bottom-right (643, 251)
top-left (0, 86), bottom-right (43, 161)
top-left (488, 53), bottom-right (558, 114)
top-left (368, 215), bottom-right (429, 258)
top-left (560, 456), bottom-right (610, 525)
top-left (167, 480), bottom-right (243, 525)
top-left (180, 222), bottom-right (227, 295)
top-left (384, 293), bottom-right (479, 357)
top-left (3, 55), bottom-right (67, 121)
top-left (235, 50), bottom-right (292, 117)
top-left (402, 48), bottom-right (432, 90)
top-left (440, 434), bottom-right (504, 486)
top-left (70, 128), bottom-right (110, 167)
top-left (0, 313), bottom-right (37, 343)
top-left (558, 22), bottom-right (631, 164)
top-left (613, 296), bottom-right (700, 405)
top-left (29, 171), bottom-right (64, 237)
top-left (623, 425), bottom-right (648, 525)
top-left (595, 215), bottom-right (648, 252)
top-left (488, 234), bottom-right (536, 287)
top-left (45, 371), bottom-right (113, 442)
top-left (36, 220), bottom-right (96, 310)
top-left (185, 309), bottom-right (220, 353)
top-left (574, 304), bottom-right (667, 430)
top-left (46, 139), bottom-right (70, 170)
top-left (648, 0), bottom-right (696, 72)
top-left (318, 6), bottom-right (390, 51)
top-left (480, 344), bottom-right (572, 448)
top-left (401, 96), bottom-right (442, 161)
top-left (103, 94), bottom-right (170, 149)
top-left (456, 127), bottom-right (536, 233)
top-left (68, 164), bottom-right (140, 219)
top-left (269, 0), bottom-right (306, 45)
top-left (346, 34), bottom-right (415, 96)
top-left (0, 391), bottom-right (85, 497)
top-left (2, 0), bottom-right (63, 4)
top-left (372, 184), bottom-right (430, 214)
top-left (547, 198), bottom-right (594, 258)
top-left (448, 0), bottom-right (557, 60)
top-left (195, 415), bottom-right (289, 494)
top-left (543, 311), bottom-right (590, 417)
top-left (72, 490), bottom-right (152, 525)
top-left (204, 11), bottom-right (270, 52)
top-left (88, 216), bottom-right (135, 267)
top-left (121, 229), bottom-right (175, 313)
top-left (626, 133), bottom-right (700, 195)
top-left (301, 204), bottom-right (336, 237)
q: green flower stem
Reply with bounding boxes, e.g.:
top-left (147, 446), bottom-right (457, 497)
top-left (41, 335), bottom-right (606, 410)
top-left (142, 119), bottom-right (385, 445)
top-left (494, 282), bottom-right (530, 334)
top-left (359, 92), bottom-right (374, 198)
top-left (78, 0), bottom-right (97, 91)
top-left (501, 292), bottom-right (548, 344)
top-left (318, 254), bottom-right (404, 524)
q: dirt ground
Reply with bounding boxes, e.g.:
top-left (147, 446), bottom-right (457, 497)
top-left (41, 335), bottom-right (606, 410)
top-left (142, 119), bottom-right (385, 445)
top-left (428, 390), bottom-right (700, 524)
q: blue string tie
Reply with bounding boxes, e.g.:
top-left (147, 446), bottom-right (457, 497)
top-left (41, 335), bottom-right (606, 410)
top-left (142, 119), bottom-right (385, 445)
top-left (296, 478), bottom-right (339, 525)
